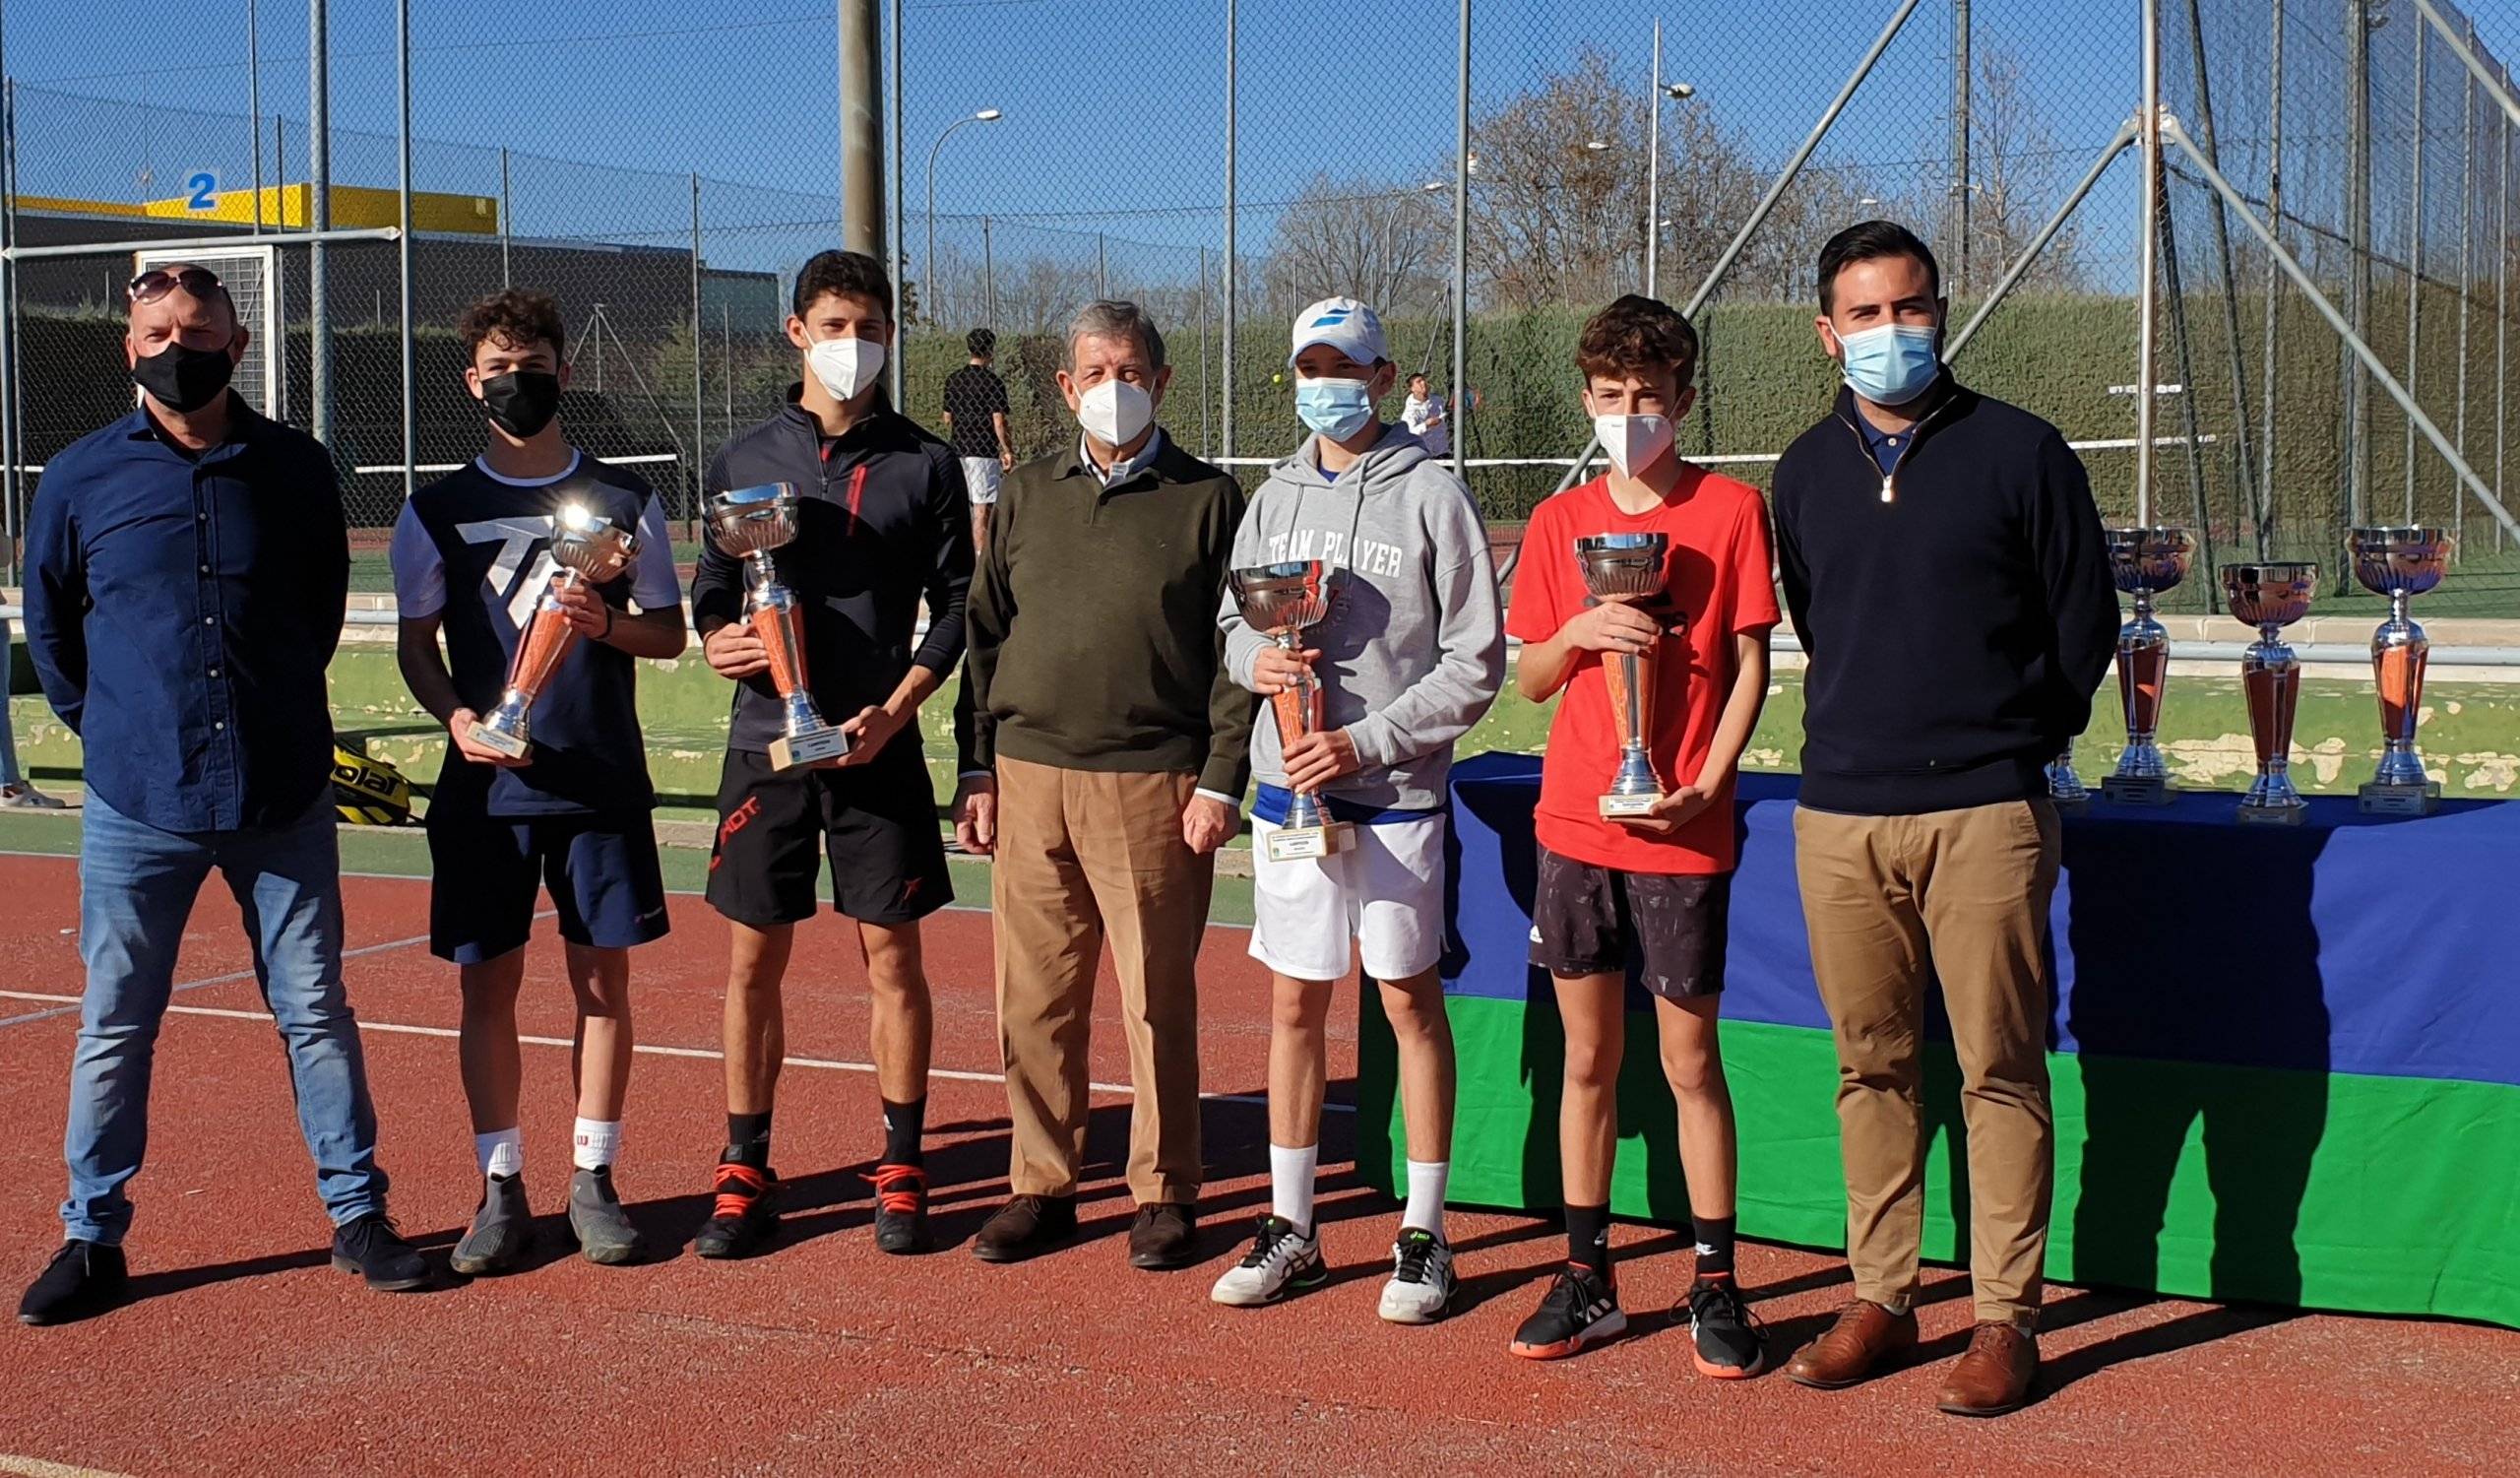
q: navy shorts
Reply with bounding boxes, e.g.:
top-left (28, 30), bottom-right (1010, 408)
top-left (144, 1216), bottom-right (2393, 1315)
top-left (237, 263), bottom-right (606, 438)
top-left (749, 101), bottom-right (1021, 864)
top-left (426, 803), bottom-right (671, 965)
top-left (1528, 847), bottom-right (1732, 1001)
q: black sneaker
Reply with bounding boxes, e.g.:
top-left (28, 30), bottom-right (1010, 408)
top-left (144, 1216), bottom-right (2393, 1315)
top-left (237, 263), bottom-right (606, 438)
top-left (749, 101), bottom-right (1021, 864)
top-left (1507, 1261), bottom-right (1626, 1360)
top-left (693, 1159), bottom-right (779, 1259)
top-left (449, 1174), bottom-right (533, 1277)
top-left (568, 1167), bottom-right (647, 1266)
top-left (18, 1241), bottom-right (128, 1326)
top-left (332, 1214), bottom-right (429, 1292)
top-left (1682, 1275), bottom-right (1766, 1378)
top-left (867, 1164), bottom-right (931, 1255)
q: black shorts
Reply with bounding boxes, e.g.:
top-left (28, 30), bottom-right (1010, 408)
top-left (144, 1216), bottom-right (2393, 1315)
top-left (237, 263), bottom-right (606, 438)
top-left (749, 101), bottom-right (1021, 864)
top-left (1529, 847), bottom-right (1732, 1001)
top-left (426, 803), bottom-right (671, 965)
top-left (705, 744), bottom-right (953, 927)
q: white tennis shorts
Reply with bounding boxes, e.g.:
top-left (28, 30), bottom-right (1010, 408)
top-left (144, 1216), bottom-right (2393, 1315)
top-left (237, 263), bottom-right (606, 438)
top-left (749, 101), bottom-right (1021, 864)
top-left (960, 456), bottom-right (1005, 505)
top-left (1249, 811), bottom-right (1448, 982)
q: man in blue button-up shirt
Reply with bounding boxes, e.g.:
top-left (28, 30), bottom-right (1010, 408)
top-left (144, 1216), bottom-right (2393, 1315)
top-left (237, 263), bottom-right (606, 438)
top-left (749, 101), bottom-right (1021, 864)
top-left (15, 264), bottom-right (423, 1325)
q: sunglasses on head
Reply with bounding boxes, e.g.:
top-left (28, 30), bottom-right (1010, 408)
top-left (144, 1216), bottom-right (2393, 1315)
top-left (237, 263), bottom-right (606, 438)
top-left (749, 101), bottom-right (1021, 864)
top-left (128, 267), bottom-right (225, 305)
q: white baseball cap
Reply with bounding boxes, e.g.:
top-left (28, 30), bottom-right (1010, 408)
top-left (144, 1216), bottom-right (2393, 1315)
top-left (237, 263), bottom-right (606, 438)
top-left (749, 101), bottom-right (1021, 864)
top-left (1288, 296), bottom-right (1390, 368)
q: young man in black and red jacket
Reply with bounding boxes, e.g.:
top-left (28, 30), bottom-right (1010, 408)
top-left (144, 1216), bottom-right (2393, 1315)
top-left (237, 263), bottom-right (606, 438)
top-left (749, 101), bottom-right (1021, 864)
top-left (686, 249), bottom-right (974, 1258)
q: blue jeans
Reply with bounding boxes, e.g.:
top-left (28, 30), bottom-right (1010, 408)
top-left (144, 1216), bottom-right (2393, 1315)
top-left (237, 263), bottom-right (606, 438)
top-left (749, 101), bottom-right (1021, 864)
top-left (61, 791), bottom-right (389, 1244)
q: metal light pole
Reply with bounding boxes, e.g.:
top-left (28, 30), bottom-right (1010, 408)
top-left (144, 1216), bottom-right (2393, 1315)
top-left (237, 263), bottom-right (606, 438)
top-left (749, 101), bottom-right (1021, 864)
top-left (1644, 23), bottom-right (1695, 301)
top-left (927, 109), bottom-right (1002, 332)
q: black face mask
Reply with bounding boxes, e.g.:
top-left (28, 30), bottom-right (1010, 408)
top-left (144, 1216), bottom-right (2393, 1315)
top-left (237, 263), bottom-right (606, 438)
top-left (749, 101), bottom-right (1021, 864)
top-left (130, 341), bottom-right (237, 414)
top-left (477, 371), bottom-right (563, 440)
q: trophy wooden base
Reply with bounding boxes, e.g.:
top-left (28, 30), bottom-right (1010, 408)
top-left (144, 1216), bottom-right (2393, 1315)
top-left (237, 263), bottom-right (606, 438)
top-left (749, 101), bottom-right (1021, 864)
top-left (2048, 794), bottom-right (2091, 815)
top-left (2359, 780), bottom-right (2440, 815)
top-left (769, 727), bottom-right (851, 770)
top-left (1265, 820), bottom-right (1353, 864)
top-left (1600, 792), bottom-right (1666, 819)
top-left (469, 724), bottom-right (532, 760)
top-left (2235, 802), bottom-right (2308, 827)
top-left (2101, 775), bottom-right (2174, 806)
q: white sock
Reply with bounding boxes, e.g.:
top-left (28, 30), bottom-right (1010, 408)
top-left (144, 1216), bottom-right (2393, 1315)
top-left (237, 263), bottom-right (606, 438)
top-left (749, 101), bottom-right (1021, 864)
top-left (475, 1127), bottom-right (523, 1180)
top-left (1270, 1142), bottom-right (1319, 1234)
top-left (1403, 1159), bottom-right (1450, 1239)
top-left (572, 1118), bottom-right (621, 1172)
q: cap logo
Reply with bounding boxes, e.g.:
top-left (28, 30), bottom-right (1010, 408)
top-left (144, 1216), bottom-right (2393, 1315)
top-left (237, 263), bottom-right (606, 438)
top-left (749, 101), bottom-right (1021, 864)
top-left (1311, 308), bottom-right (1353, 327)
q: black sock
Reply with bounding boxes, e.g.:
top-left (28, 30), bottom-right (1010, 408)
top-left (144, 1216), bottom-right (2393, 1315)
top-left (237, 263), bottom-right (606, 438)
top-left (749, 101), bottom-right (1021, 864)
top-left (725, 1111), bottom-right (773, 1169)
top-left (1565, 1203), bottom-right (1612, 1280)
top-left (1691, 1213), bottom-right (1736, 1281)
top-left (881, 1096), bottom-right (926, 1168)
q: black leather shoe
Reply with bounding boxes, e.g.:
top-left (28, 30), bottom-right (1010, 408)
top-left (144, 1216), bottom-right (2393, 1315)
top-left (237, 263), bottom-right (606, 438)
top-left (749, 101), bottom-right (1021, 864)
top-left (332, 1214), bottom-right (429, 1292)
top-left (19, 1241), bottom-right (128, 1326)
top-left (1128, 1202), bottom-right (1198, 1270)
top-left (973, 1194), bottom-right (1076, 1263)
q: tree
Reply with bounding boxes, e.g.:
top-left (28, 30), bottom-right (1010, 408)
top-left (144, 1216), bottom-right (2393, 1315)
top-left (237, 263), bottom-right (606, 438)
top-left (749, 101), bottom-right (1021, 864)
top-left (1260, 171), bottom-right (1449, 319)
top-left (1939, 44), bottom-right (2092, 295)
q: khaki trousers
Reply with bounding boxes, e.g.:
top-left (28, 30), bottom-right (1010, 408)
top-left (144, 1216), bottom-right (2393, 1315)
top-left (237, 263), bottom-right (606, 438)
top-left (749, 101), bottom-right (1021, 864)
top-left (1793, 799), bottom-right (2062, 1327)
top-left (993, 756), bottom-right (1213, 1205)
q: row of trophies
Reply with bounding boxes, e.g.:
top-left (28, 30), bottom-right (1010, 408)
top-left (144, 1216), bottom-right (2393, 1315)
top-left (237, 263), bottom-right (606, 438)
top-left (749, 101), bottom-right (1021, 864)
top-left (469, 483), bottom-right (2455, 842)
top-left (2048, 523), bottom-right (2454, 823)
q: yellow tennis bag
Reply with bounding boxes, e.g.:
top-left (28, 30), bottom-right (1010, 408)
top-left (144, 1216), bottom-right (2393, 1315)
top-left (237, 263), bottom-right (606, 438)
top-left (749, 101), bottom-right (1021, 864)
top-left (331, 742), bottom-right (414, 826)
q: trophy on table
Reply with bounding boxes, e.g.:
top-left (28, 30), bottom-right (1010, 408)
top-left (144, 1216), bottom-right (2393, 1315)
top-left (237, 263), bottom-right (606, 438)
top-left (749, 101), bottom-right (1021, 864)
top-left (707, 482), bottom-right (851, 770)
top-left (2349, 526), bottom-right (2452, 815)
top-left (2100, 527), bottom-right (2194, 806)
top-left (1230, 559), bottom-right (1352, 864)
top-left (1573, 533), bottom-right (1673, 819)
top-left (2223, 561), bottom-right (2320, 826)
top-left (469, 502), bottom-right (640, 759)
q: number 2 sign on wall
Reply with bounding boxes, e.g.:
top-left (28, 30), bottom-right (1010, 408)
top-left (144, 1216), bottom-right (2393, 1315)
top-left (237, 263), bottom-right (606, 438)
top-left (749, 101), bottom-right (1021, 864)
top-left (184, 172), bottom-right (218, 211)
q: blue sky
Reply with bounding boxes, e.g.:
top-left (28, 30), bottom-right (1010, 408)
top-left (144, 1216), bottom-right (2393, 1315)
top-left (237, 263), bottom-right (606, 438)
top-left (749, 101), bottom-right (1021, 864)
top-left (3, 0), bottom-right (2515, 287)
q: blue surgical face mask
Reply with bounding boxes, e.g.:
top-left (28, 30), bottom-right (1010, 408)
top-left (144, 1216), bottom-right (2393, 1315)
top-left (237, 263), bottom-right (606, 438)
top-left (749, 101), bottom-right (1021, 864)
top-left (1295, 376), bottom-right (1377, 442)
top-left (1834, 322), bottom-right (1941, 407)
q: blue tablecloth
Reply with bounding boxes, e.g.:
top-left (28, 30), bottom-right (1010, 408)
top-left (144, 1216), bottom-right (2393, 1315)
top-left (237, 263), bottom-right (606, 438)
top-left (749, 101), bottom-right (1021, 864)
top-left (1443, 752), bottom-right (2520, 1089)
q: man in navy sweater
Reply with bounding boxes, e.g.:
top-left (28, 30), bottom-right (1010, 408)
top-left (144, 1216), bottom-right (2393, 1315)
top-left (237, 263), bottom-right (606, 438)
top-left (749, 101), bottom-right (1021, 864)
top-left (1772, 222), bottom-right (2116, 1416)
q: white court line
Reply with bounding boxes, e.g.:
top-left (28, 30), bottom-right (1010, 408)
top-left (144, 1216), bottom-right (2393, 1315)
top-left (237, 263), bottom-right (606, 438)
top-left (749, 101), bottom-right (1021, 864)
top-left (0, 1456), bottom-right (131, 1478)
top-left (0, 847), bottom-right (1260, 933)
top-left (0, 922), bottom-right (480, 1033)
top-left (0, 990), bottom-right (1351, 1115)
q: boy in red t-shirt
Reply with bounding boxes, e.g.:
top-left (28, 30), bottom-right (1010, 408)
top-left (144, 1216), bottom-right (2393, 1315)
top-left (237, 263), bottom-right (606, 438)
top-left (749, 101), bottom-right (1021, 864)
top-left (1501, 294), bottom-right (1781, 1374)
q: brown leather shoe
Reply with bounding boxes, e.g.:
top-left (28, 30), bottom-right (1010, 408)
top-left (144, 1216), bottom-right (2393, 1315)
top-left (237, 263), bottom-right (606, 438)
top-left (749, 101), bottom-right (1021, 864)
top-left (1936, 1322), bottom-right (2039, 1417)
top-left (1127, 1202), bottom-right (1198, 1269)
top-left (972, 1194), bottom-right (1076, 1263)
top-left (1785, 1298), bottom-right (1920, 1389)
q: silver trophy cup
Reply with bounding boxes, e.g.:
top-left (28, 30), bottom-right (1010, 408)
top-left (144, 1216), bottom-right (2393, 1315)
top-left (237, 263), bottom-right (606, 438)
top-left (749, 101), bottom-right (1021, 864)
top-left (471, 502), bottom-right (640, 759)
top-left (2100, 527), bottom-right (2194, 805)
top-left (1573, 533), bottom-right (1672, 818)
top-left (707, 482), bottom-right (850, 769)
top-left (2224, 561), bottom-right (2320, 825)
top-left (2349, 526), bottom-right (2452, 814)
top-left (1231, 560), bottom-right (1351, 863)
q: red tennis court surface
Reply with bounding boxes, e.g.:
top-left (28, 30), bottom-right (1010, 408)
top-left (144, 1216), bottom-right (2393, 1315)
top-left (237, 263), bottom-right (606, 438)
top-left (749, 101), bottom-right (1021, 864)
top-left (0, 853), bottom-right (2510, 1475)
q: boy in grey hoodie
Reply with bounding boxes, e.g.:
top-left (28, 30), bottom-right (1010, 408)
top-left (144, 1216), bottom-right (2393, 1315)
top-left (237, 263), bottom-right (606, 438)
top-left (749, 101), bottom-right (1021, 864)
top-left (1207, 296), bottom-right (1504, 1324)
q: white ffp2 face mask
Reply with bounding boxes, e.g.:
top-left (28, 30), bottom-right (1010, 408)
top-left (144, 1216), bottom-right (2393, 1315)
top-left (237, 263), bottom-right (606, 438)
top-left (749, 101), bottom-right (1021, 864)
top-left (1077, 379), bottom-right (1154, 447)
top-left (808, 335), bottom-right (885, 401)
top-left (1594, 413), bottom-right (1674, 479)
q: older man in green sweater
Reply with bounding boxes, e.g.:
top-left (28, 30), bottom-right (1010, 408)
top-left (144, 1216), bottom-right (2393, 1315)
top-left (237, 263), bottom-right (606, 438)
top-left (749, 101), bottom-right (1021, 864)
top-left (953, 299), bottom-right (1255, 1270)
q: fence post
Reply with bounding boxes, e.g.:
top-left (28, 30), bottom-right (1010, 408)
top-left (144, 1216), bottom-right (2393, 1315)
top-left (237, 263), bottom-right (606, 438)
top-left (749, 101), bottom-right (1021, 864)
top-left (1222, 0), bottom-right (1236, 464)
top-left (1198, 245), bottom-right (1212, 458)
top-left (309, 0), bottom-right (332, 460)
top-left (2345, 0), bottom-right (2372, 528)
top-left (692, 173), bottom-right (706, 526)
top-left (1953, 0), bottom-right (1971, 297)
top-left (0, 16), bottom-right (14, 590)
top-left (2135, 0), bottom-right (2161, 526)
top-left (248, 0), bottom-right (264, 237)
top-left (2406, 20), bottom-right (2427, 524)
top-left (982, 213), bottom-right (993, 327)
top-left (499, 147), bottom-right (511, 289)
top-left (2258, 0), bottom-right (2284, 553)
top-left (888, 0), bottom-right (904, 406)
top-left (1451, 0), bottom-right (1471, 482)
top-left (2181, 0), bottom-right (2262, 551)
top-left (398, 0), bottom-right (417, 504)
top-left (2499, 117), bottom-right (2510, 551)
top-left (2455, 21), bottom-right (2476, 556)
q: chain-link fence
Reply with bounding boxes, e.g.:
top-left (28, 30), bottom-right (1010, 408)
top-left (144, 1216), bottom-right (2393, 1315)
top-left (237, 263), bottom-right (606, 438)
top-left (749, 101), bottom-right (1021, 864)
top-left (2, 1), bottom-right (2517, 616)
